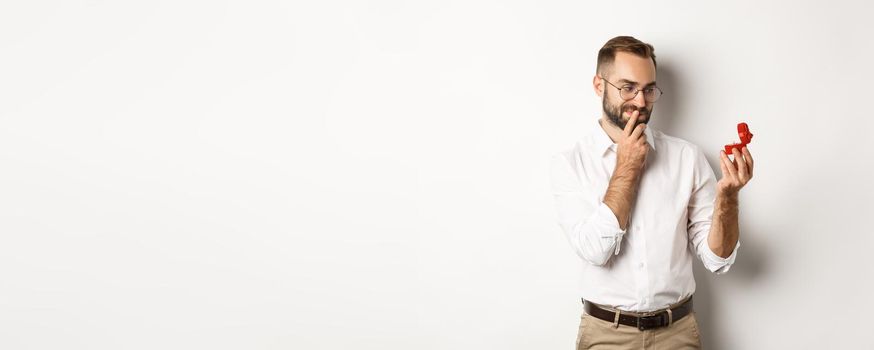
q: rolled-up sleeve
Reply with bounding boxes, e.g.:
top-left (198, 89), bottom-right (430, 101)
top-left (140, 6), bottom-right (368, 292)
top-left (550, 154), bottom-right (627, 266)
top-left (686, 146), bottom-right (740, 274)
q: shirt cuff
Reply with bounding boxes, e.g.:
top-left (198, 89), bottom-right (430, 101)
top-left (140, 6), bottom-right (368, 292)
top-left (596, 202), bottom-right (627, 255)
top-left (701, 240), bottom-right (740, 274)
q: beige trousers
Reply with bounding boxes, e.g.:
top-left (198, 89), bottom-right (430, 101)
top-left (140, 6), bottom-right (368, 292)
top-left (575, 310), bottom-right (703, 349)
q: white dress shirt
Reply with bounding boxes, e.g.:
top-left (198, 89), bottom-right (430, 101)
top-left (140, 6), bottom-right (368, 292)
top-left (550, 118), bottom-right (739, 312)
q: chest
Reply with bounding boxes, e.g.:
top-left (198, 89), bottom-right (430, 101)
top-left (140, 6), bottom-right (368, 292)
top-left (581, 148), bottom-right (695, 223)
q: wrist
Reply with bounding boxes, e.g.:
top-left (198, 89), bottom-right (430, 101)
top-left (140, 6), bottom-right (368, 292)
top-left (614, 161), bottom-right (643, 178)
top-left (716, 189), bottom-right (739, 203)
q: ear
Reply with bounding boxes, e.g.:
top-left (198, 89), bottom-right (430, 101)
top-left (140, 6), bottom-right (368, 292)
top-left (593, 74), bottom-right (604, 98)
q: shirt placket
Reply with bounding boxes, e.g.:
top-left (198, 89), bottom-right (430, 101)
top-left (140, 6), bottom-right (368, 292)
top-left (632, 222), bottom-right (652, 310)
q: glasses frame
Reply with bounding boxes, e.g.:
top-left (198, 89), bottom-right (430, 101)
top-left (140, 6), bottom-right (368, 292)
top-left (600, 76), bottom-right (664, 103)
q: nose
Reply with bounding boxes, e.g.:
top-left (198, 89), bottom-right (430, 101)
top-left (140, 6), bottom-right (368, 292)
top-left (630, 90), bottom-right (647, 108)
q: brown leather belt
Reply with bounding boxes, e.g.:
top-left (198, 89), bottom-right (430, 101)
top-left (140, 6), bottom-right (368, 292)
top-left (582, 297), bottom-right (693, 331)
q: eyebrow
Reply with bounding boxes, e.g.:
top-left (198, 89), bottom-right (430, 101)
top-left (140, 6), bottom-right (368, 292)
top-left (617, 79), bottom-right (657, 87)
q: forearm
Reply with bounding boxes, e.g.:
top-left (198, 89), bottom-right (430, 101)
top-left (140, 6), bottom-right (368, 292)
top-left (707, 191), bottom-right (740, 258)
top-left (603, 165), bottom-right (642, 231)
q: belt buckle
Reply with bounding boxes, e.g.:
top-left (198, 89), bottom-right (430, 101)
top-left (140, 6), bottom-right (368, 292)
top-left (636, 313), bottom-right (663, 331)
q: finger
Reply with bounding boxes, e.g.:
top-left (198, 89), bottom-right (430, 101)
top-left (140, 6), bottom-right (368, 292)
top-left (630, 123), bottom-right (646, 140)
top-left (720, 150), bottom-right (738, 180)
top-left (742, 146), bottom-right (754, 178)
top-left (623, 110), bottom-right (639, 136)
top-left (733, 147), bottom-right (748, 181)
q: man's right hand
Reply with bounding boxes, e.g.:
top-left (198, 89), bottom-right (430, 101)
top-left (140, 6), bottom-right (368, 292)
top-left (615, 110), bottom-right (649, 172)
top-left (603, 110), bottom-right (648, 231)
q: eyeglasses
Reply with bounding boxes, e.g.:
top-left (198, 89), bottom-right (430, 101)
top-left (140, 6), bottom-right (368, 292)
top-left (601, 77), bottom-right (663, 103)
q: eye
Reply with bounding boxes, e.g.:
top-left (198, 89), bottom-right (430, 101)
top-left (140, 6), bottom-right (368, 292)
top-left (621, 86), bottom-right (637, 94)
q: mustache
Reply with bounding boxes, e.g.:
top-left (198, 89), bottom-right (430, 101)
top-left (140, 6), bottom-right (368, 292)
top-left (622, 105), bottom-right (649, 115)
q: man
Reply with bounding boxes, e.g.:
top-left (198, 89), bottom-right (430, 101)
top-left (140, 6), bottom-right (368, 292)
top-left (550, 36), bottom-right (754, 349)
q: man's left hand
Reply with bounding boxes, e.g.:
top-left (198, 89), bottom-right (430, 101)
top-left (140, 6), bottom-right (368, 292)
top-left (717, 146), bottom-right (754, 195)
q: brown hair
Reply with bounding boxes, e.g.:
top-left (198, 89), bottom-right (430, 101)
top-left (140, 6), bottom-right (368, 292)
top-left (596, 36), bottom-right (657, 75)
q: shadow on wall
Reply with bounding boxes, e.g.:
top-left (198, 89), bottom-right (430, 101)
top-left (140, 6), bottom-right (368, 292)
top-left (652, 61), bottom-right (770, 350)
top-left (692, 225), bottom-right (768, 350)
top-left (647, 61), bottom-right (683, 134)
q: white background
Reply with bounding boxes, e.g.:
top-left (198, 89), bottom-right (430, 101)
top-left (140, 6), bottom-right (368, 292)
top-left (1, 1), bottom-right (872, 349)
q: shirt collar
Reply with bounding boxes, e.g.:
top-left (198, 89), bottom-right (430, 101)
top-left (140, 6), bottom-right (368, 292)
top-left (591, 117), bottom-right (656, 154)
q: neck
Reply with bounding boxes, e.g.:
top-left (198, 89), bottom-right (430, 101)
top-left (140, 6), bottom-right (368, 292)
top-left (599, 116), bottom-right (624, 143)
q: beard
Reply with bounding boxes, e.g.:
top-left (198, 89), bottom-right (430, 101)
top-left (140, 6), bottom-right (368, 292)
top-left (602, 93), bottom-right (652, 129)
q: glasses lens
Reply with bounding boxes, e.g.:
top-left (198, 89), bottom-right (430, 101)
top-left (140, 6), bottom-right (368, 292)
top-left (644, 88), bottom-right (662, 102)
top-left (620, 86), bottom-right (637, 100)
